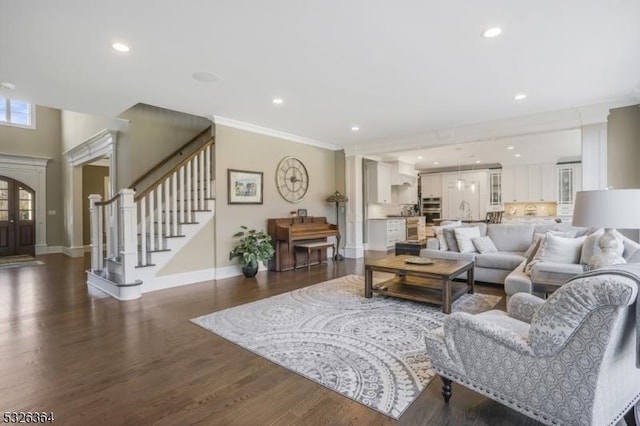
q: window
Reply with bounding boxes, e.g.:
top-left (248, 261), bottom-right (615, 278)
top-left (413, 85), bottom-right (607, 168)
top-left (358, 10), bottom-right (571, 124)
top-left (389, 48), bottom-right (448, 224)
top-left (0, 98), bottom-right (35, 129)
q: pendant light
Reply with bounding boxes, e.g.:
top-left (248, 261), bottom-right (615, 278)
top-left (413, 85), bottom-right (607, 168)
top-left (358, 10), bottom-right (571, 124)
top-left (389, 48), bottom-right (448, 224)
top-left (456, 162), bottom-right (465, 191)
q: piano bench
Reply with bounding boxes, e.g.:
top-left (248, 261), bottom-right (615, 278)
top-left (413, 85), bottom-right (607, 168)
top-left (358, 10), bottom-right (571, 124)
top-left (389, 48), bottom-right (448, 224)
top-left (293, 242), bottom-right (335, 271)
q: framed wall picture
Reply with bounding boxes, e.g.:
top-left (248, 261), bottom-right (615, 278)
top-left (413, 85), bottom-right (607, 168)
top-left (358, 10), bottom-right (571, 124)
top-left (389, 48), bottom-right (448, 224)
top-left (228, 169), bottom-right (263, 204)
top-left (297, 208), bottom-right (307, 217)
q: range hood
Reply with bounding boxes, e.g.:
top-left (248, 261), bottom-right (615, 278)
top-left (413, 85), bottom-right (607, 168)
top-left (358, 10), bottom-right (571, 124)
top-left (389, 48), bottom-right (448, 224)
top-left (388, 161), bottom-right (417, 186)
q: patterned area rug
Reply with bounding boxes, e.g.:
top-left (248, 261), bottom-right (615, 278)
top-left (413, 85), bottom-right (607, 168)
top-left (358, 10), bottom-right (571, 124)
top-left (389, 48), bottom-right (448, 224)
top-left (0, 255), bottom-right (43, 268)
top-left (191, 274), bottom-right (501, 419)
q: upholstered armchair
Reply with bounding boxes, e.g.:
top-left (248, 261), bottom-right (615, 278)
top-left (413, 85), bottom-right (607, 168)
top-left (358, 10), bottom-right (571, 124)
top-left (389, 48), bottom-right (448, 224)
top-left (425, 271), bottom-right (640, 426)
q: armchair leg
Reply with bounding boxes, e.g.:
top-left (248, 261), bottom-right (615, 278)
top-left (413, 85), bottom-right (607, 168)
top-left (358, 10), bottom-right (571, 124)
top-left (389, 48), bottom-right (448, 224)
top-left (441, 377), bottom-right (452, 403)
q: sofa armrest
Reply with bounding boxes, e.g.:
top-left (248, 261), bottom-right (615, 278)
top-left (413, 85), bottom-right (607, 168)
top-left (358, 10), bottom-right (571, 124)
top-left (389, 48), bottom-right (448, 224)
top-left (508, 293), bottom-right (544, 323)
top-left (444, 312), bottom-right (534, 357)
top-left (426, 237), bottom-right (440, 250)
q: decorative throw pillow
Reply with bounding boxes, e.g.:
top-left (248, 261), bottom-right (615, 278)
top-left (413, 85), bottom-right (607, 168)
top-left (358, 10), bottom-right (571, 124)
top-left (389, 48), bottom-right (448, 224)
top-left (525, 233), bottom-right (586, 275)
top-left (431, 226), bottom-right (449, 251)
top-left (443, 228), bottom-right (460, 252)
top-left (472, 236), bottom-right (498, 254)
top-left (524, 231), bottom-right (576, 260)
top-left (580, 229), bottom-right (625, 265)
top-left (623, 238), bottom-right (640, 263)
top-left (454, 227), bottom-right (481, 253)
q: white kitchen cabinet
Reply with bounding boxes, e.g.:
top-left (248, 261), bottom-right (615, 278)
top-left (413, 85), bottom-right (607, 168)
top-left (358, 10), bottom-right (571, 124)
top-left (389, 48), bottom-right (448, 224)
top-left (503, 164), bottom-right (557, 202)
top-left (395, 184), bottom-right (418, 205)
top-left (528, 164), bottom-right (557, 202)
top-left (366, 162), bottom-right (392, 204)
top-left (367, 218), bottom-right (406, 251)
top-left (420, 173), bottom-right (442, 198)
top-left (557, 163), bottom-right (582, 216)
top-left (440, 170), bottom-right (487, 220)
top-left (488, 171), bottom-right (502, 208)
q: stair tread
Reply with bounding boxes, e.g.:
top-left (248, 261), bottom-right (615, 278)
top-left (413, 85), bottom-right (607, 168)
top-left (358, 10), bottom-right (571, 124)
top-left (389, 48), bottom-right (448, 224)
top-left (88, 269), bottom-right (142, 286)
top-left (135, 263), bottom-right (156, 269)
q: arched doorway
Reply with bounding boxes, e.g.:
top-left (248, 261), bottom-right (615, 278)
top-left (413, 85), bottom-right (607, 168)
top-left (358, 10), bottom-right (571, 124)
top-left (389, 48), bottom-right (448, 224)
top-left (0, 176), bottom-right (36, 257)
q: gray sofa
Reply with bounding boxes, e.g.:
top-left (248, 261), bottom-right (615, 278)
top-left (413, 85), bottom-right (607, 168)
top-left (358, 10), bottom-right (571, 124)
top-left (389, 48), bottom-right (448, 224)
top-left (420, 223), bottom-right (587, 284)
top-left (420, 223), bottom-right (589, 288)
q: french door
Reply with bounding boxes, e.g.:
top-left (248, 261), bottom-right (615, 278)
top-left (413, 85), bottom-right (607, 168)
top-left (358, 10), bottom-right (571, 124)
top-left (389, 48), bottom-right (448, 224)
top-left (0, 176), bottom-right (35, 257)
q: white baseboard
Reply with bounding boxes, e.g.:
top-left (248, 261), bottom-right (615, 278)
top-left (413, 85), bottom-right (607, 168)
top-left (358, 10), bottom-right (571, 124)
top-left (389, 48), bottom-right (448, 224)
top-left (63, 246), bottom-right (86, 257)
top-left (214, 263), bottom-right (269, 280)
top-left (141, 268), bottom-right (216, 293)
top-left (35, 245), bottom-right (63, 255)
top-left (344, 246), bottom-right (365, 259)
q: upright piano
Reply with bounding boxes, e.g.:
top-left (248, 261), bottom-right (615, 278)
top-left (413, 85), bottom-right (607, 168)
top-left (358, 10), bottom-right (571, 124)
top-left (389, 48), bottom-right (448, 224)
top-left (267, 217), bottom-right (340, 271)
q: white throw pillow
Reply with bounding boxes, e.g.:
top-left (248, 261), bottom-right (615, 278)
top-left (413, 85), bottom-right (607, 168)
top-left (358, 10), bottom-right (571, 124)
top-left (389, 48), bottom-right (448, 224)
top-left (454, 227), bottom-right (481, 253)
top-left (525, 233), bottom-right (586, 275)
top-left (580, 229), bottom-right (625, 265)
top-left (432, 221), bottom-right (461, 251)
top-left (472, 236), bottom-right (498, 254)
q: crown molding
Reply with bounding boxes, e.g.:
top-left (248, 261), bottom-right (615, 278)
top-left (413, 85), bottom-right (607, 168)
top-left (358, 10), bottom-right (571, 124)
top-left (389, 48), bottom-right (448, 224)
top-left (349, 100), bottom-right (636, 156)
top-left (214, 115), bottom-right (342, 151)
top-left (64, 129), bottom-right (118, 167)
top-left (0, 153), bottom-right (50, 168)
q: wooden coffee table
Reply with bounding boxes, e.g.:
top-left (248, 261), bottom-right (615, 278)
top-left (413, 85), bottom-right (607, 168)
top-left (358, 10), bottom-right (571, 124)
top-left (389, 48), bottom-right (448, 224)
top-left (364, 255), bottom-right (474, 314)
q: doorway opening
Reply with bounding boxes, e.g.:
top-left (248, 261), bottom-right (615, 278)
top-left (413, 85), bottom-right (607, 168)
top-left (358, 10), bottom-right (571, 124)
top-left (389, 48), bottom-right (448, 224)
top-left (0, 176), bottom-right (36, 257)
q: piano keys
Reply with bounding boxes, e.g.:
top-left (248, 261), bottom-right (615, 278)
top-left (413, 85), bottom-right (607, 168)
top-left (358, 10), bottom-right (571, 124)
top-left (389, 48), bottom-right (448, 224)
top-left (267, 217), bottom-right (340, 271)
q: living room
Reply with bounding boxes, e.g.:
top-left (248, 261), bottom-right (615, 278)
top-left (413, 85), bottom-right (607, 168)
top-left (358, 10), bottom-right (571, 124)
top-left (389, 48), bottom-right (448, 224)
top-left (1, 1), bottom-right (640, 425)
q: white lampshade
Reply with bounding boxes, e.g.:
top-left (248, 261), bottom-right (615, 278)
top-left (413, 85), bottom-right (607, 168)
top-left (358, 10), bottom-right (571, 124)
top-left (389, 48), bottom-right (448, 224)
top-left (572, 189), bottom-right (640, 229)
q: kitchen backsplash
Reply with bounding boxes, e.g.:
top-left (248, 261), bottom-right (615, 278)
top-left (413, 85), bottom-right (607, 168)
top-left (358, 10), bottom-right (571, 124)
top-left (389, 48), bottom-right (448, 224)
top-left (368, 203), bottom-right (404, 218)
top-left (503, 202), bottom-right (558, 217)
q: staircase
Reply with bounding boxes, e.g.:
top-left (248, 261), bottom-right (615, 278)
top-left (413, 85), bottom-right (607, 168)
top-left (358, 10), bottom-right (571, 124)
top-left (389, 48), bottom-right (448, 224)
top-left (86, 132), bottom-right (215, 300)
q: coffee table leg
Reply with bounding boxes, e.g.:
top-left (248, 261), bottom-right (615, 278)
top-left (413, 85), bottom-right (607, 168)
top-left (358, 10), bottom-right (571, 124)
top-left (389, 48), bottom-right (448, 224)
top-left (365, 266), bottom-right (373, 298)
top-left (468, 265), bottom-right (475, 294)
top-left (443, 279), bottom-right (452, 314)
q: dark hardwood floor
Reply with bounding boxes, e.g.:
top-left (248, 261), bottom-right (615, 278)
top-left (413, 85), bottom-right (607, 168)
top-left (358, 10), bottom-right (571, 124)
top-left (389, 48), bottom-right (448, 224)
top-left (0, 253), bottom-right (542, 425)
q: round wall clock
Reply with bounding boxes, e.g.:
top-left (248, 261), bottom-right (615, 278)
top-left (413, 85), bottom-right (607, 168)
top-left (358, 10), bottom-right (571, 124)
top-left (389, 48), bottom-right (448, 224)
top-left (276, 156), bottom-right (309, 203)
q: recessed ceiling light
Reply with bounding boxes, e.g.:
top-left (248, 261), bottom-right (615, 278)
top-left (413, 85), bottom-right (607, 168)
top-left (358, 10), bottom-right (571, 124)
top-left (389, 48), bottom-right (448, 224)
top-left (417, 156), bottom-right (423, 160)
top-left (0, 82), bottom-right (16, 91)
top-left (351, 126), bottom-right (360, 131)
top-left (476, 160), bottom-right (481, 164)
top-left (514, 93), bottom-right (527, 100)
top-left (507, 146), bottom-right (514, 150)
top-left (272, 98), bottom-right (284, 105)
top-left (482, 27), bottom-right (502, 38)
top-left (192, 71), bottom-right (219, 83)
top-left (514, 154), bottom-right (521, 158)
top-left (112, 42), bottom-right (130, 52)
top-left (433, 161), bottom-right (439, 165)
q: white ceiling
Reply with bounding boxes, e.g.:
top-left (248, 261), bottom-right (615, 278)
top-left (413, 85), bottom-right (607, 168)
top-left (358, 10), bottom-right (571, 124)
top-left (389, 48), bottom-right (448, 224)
top-left (1, 1), bottom-right (639, 151)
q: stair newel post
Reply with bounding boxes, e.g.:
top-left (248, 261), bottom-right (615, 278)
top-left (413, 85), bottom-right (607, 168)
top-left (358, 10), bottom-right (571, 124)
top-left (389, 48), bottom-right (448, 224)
top-left (119, 189), bottom-right (137, 284)
top-left (89, 194), bottom-right (103, 271)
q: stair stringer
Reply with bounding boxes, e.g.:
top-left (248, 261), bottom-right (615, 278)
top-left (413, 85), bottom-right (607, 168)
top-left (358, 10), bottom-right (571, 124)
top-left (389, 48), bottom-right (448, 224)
top-left (134, 204), bottom-right (215, 293)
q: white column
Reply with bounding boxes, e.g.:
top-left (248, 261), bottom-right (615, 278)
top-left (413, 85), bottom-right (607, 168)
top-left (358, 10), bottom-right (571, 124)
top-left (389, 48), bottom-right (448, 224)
top-left (119, 189), bottom-right (137, 284)
top-left (344, 154), bottom-right (365, 259)
top-left (88, 194), bottom-right (103, 271)
top-left (581, 122), bottom-right (608, 190)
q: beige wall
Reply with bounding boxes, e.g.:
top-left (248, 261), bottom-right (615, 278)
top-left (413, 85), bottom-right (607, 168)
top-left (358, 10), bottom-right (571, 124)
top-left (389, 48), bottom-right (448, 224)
top-left (0, 105), bottom-right (65, 246)
top-left (60, 110), bottom-right (125, 152)
top-left (117, 104), bottom-right (212, 187)
top-left (82, 165), bottom-right (109, 245)
top-left (608, 105), bottom-right (640, 189)
top-left (214, 125), bottom-right (340, 268)
top-left (157, 217), bottom-right (215, 276)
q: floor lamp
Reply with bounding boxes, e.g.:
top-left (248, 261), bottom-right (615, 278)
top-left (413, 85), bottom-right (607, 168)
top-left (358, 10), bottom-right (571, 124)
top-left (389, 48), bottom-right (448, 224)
top-left (326, 190), bottom-right (348, 261)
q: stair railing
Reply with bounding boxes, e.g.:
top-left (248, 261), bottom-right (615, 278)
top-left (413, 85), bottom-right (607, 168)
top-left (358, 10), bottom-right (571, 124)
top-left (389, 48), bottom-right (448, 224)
top-left (89, 132), bottom-right (214, 286)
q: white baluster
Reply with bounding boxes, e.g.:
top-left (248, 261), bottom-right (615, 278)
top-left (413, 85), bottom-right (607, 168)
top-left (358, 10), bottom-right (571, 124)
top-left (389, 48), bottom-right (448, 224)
top-left (206, 144), bottom-right (212, 199)
top-left (140, 195), bottom-right (147, 266)
top-left (155, 186), bottom-right (162, 251)
top-left (186, 160), bottom-right (192, 222)
top-left (171, 172), bottom-right (178, 237)
top-left (89, 194), bottom-right (102, 271)
top-left (180, 166), bottom-right (187, 223)
top-left (199, 150), bottom-right (205, 210)
top-left (149, 190), bottom-right (155, 254)
top-left (164, 178), bottom-right (170, 239)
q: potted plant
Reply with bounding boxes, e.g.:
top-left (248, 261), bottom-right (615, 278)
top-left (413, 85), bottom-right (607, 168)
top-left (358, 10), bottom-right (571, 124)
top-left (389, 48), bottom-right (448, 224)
top-left (229, 226), bottom-right (275, 278)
